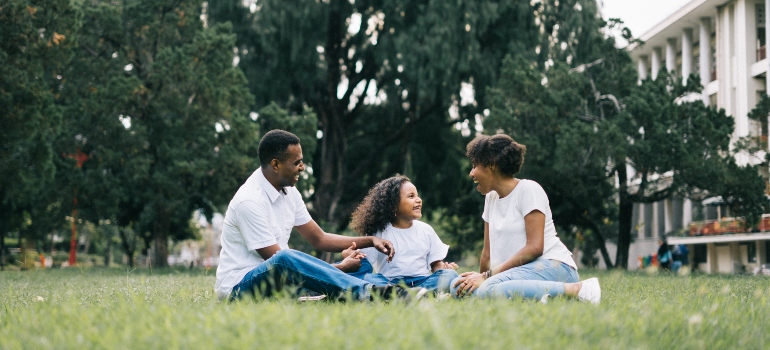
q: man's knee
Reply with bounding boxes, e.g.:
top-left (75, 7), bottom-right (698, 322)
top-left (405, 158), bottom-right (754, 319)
top-left (270, 249), bottom-right (304, 266)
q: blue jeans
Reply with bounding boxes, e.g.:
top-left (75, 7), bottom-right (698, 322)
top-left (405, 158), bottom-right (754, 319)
top-left (346, 259), bottom-right (458, 292)
top-left (450, 259), bottom-right (579, 300)
top-left (230, 250), bottom-right (372, 301)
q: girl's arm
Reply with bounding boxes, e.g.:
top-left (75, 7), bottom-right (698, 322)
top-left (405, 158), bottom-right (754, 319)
top-left (489, 210), bottom-right (545, 275)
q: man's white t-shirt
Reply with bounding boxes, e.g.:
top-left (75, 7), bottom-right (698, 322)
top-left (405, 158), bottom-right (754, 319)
top-left (360, 221), bottom-right (449, 279)
top-left (214, 168), bottom-right (312, 300)
top-left (482, 179), bottom-right (576, 269)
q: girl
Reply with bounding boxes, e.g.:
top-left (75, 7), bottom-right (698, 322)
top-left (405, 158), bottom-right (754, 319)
top-left (345, 175), bottom-right (459, 293)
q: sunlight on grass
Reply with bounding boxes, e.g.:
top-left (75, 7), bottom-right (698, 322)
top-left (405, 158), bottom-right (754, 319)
top-left (1, 269), bottom-right (768, 349)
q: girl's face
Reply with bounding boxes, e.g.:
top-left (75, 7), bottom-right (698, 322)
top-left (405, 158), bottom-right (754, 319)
top-left (469, 162), bottom-right (495, 195)
top-left (396, 181), bottom-right (422, 222)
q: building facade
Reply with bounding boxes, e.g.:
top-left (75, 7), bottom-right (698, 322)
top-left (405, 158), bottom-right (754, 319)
top-left (614, 0), bottom-right (770, 273)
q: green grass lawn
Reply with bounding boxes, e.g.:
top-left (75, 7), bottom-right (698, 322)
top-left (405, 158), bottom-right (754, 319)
top-left (1, 268), bottom-right (768, 349)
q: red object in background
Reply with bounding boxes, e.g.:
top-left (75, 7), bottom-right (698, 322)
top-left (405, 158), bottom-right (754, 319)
top-left (65, 149), bottom-right (88, 266)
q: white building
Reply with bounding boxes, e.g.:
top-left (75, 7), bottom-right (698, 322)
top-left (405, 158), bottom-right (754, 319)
top-left (615, 0), bottom-right (770, 273)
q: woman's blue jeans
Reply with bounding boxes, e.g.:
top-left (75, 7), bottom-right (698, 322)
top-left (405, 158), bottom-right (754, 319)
top-left (230, 249), bottom-right (371, 301)
top-left (450, 259), bottom-right (579, 300)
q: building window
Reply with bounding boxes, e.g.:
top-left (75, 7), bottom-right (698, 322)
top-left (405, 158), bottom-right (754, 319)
top-left (756, 4), bottom-right (767, 61)
top-left (694, 244), bottom-right (708, 264)
top-left (644, 203), bottom-right (654, 238)
top-left (741, 242), bottom-right (758, 263)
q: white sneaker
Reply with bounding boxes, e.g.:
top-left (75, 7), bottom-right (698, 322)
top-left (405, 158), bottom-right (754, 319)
top-left (577, 278), bottom-right (601, 305)
top-left (540, 294), bottom-right (550, 304)
top-left (297, 294), bottom-right (327, 302)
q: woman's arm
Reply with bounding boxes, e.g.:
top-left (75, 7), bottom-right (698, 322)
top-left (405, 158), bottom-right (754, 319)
top-left (479, 222), bottom-right (491, 273)
top-left (490, 210), bottom-right (545, 275)
top-left (455, 211), bottom-right (546, 296)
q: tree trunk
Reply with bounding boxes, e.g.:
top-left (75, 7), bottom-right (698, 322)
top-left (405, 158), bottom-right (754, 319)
top-left (314, 122), bottom-right (347, 227)
top-left (152, 218), bottom-right (169, 268)
top-left (586, 222), bottom-right (614, 269)
top-left (119, 227), bottom-right (135, 268)
top-left (0, 229), bottom-right (5, 271)
top-left (313, 2), bottom-right (347, 228)
top-left (615, 161), bottom-right (633, 269)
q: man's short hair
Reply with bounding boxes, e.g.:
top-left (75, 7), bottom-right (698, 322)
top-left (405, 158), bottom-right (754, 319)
top-left (466, 134), bottom-right (526, 177)
top-left (258, 130), bottom-right (301, 166)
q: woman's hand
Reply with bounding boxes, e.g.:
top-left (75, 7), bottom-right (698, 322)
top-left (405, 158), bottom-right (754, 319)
top-left (453, 271), bottom-right (486, 296)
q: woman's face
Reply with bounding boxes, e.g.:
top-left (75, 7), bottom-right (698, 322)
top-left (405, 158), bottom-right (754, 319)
top-left (469, 163), bottom-right (495, 195)
top-left (396, 181), bottom-right (423, 222)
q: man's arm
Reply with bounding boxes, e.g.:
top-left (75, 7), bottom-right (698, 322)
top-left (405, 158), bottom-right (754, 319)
top-left (295, 220), bottom-right (395, 261)
top-left (255, 242), bottom-right (363, 272)
top-left (256, 244), bottom-right (281, 260)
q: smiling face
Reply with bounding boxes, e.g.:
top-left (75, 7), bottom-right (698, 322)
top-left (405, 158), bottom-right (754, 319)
top-left (275, 144), bottom-right (305, 188)
top-left (395, 181), bottom-right (423, 224)
top-left (469, 162), bottom-right (495, 195)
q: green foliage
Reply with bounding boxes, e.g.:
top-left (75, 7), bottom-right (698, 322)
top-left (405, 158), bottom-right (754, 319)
top-left (52, 0), bottom-right (257, 266)
top-left (0, 0), bottom-right (81, 243)
top-left (256, 102), bottom-right (319, 203)
top-left (1, 269), bottom-right (769, 348)
top-left (209, 0), bottom-right (548, 229)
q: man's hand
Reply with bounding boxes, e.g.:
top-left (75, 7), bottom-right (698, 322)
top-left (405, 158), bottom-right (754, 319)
top-left (371, 236), bottom-right (395, 262)
top-left (453, 271), bottom-right (486, 297)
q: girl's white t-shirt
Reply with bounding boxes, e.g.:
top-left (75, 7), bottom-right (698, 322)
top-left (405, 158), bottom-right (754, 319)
top-left (360, 221), bottom-right (449, 278)
top-left (482, 179), bottom-right (577, 269)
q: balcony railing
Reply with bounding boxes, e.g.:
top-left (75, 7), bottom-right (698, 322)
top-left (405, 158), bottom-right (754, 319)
top-left (759, 45), bottom-right (767, 61)
top-left (687, 214), bottom-right (770, 236)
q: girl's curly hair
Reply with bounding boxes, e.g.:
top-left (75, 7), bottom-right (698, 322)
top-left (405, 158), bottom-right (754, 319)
top-left (350, 175), bottom-right (411, 236)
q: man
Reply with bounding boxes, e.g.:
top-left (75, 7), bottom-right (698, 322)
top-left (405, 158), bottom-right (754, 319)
top-left (215, 130), bottom-right (415, 301)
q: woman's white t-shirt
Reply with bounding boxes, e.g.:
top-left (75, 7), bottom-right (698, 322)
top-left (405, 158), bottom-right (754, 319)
top-left (360, 221), bottom-right (449, 279)
top-left (482, 179), bottom-right (577, 269)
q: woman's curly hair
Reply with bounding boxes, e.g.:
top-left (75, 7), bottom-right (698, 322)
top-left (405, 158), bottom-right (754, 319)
top-left (350, 175), bottom-right (411, 236)
top-left (466, 134), bottom-right (526, 177)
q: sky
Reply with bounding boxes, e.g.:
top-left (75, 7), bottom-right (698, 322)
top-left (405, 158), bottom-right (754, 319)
top-left (601, 0), bottom-right (692, 44)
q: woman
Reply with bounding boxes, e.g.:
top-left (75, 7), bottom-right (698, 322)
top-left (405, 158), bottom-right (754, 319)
top-left (451, 134), bottom-right (601, 304)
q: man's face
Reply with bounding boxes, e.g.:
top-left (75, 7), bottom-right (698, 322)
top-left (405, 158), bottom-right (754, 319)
top-left (276, 144), bottom-right (305, 188)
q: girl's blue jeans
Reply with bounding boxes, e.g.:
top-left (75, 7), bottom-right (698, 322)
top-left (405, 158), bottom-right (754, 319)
top-left (346, 259), bottom-right (459, 292)
top-left (450, 259), bottom-right (579, 300)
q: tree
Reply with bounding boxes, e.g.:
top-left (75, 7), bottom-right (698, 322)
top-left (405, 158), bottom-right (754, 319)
top-left (611, 73), bottom-right (766, 268)
top-left (56, 0), bottom-right (257, 267)
top-left (0, 0), bottom-right (80, 268)
top-left (210, 0), bottom-right (550, 229)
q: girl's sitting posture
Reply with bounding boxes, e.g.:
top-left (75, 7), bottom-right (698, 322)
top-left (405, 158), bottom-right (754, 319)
top-left (344, 175), bottom-right (459, 293)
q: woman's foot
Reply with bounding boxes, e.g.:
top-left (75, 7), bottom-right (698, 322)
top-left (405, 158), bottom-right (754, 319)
top-left (576, 278), bottom-right (601, 304)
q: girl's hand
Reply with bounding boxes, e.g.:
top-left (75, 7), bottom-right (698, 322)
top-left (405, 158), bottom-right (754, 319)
top-left (335, 253), bottom-right (364, 272)
top-left (433, 261), bottom-right (459, 270)
top-left (341, 242), bottom-right (361, 259)
top-left (453, 272), bottom-right (486, 296)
